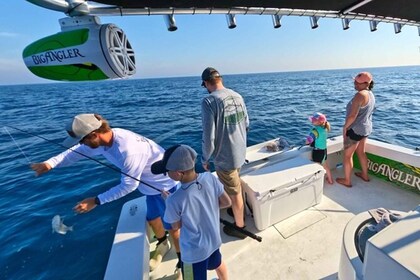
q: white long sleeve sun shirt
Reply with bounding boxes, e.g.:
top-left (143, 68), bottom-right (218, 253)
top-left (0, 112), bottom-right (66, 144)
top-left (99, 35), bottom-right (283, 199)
top-left (46, 128), bottom-right (176, 204)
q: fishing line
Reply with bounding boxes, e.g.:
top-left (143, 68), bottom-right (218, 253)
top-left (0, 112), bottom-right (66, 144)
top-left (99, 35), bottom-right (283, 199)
top-left (4, 127), bottom-right (32, 164)
top-left (5, 125), bottom-right (161, 192)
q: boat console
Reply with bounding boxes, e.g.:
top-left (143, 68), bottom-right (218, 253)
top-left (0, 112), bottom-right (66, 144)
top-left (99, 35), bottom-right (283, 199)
top-left (338, 205), bottom-right (420, 280)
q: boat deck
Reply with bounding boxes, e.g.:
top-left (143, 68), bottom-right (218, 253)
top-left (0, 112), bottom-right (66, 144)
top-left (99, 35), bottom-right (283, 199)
top-left (150, 167), bottom-right (420, 280)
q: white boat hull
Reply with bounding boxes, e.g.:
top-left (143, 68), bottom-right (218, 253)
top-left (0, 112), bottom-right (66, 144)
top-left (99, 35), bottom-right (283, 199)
top-left (106, 137), bottom-right (420, 279)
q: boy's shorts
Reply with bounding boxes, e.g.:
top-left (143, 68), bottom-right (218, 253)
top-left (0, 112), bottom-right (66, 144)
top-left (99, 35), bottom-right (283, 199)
top-left (182, 249), bottom-right (222, 280)
top-left (216, 168), bottom-right (241, 195)
top-left (146, 185), bottom-right (177, 230)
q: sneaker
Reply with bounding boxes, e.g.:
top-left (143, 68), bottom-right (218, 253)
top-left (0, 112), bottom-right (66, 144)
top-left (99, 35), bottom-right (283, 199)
top-left (149, 239), bottom-right (171, 271)
top-left (223, 224), bottom-right (247, 239)
top-left (174, 267), bottom-right (182, 280)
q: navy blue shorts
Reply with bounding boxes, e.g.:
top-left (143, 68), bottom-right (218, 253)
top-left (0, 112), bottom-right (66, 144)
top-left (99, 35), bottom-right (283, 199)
top-left (182, 249), bottom-right (222, 280)
top-left (146, 185), bottom-right (177, 230)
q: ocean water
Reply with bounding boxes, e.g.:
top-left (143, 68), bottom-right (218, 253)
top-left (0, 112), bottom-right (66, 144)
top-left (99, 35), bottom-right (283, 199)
top-left (0, 66), bottom-right (419, 279)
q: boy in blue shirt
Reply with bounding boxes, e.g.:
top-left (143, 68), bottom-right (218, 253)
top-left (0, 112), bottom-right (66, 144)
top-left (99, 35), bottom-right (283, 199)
top-left (152, 144), bottom-right (231, 280)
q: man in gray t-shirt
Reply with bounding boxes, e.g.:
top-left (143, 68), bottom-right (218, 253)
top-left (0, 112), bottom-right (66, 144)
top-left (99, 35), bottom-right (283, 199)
top-left (200, 67), bottom-right (250, 239)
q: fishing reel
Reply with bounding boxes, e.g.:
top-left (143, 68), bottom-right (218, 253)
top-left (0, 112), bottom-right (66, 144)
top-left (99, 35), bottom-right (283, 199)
top-left (22, 16), bottom-right (136, 81)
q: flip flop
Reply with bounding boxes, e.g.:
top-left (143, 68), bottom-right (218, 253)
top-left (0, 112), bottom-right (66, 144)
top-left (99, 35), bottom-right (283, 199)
top-left (355, 172), bottom-right (370, 182)
top-left (336, 178), bottom-right (352, 188)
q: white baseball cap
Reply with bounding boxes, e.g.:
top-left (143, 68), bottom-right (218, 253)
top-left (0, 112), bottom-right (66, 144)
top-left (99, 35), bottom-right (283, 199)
top-left (63, 114), bottom-right (102, 147)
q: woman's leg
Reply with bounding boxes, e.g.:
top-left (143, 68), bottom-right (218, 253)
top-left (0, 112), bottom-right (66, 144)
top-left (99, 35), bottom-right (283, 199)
top-left (355, 137), bottom-right (369, 179)
top-left (337, 142), bottom-right (359, 186)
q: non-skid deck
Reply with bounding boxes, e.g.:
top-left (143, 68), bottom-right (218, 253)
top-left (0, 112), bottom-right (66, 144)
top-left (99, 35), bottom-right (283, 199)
top-left (150, 167), bottom-right (420, 280)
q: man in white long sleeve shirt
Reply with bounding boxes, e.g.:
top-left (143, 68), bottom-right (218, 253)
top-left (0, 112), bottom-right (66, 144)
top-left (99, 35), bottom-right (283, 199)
top-left (30, 114), bottom-right (182, 278)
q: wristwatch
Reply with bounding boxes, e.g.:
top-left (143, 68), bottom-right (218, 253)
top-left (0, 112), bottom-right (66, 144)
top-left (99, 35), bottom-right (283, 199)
top-left (94, 196), bottom-right (101, 205)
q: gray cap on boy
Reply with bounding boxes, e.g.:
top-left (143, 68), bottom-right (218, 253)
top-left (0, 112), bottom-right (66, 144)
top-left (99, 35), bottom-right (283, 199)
top-left (151, 144), bottom-right (197, 174)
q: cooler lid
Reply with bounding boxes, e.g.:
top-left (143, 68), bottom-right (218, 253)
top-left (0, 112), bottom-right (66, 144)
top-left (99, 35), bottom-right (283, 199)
top-left (242, 156), bottom-right (324, 194)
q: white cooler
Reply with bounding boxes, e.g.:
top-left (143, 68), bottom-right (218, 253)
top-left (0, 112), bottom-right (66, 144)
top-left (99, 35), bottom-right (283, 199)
top-left (242, 157), bottom-right (325, 231)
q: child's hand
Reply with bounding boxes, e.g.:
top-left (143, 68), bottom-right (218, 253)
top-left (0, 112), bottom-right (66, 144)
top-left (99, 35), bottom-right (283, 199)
top-left (161, 191), bottom-right (170, 200)
top-left (202, 162), bottom-right (210, 171)
top-left (305, 136), bottom-right (314, 144)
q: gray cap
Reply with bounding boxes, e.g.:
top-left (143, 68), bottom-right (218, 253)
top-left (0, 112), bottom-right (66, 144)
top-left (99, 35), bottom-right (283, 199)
top-left (201, 67), bottom-right (221, 86)
top-left (63, 114), bottom-right (102, 147)
top-left (151, 144), bottom-right (197, 174)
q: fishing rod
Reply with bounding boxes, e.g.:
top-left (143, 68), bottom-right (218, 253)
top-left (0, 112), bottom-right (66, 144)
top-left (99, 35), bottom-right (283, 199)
top-left (220, 218), bottom-right (262, 242)
top-left (5, 125), bottom-right (162, 192)
top-left (297, 144), bottom-right (308, 150)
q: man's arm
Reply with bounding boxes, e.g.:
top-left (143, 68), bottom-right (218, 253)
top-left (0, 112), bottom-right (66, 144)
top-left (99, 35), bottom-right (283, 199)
top-left (243, 97), bottom-right (250, 130)
top-left (73, 197), bottom-right (98, 213)
top-left (73, 149), bottom-right (148, 214)
top-left (219, 191), bottom-right (232, 209)
top-left (31, 162), bottom-right (52, 176)
top-left (89, 153), bottom-right (147, 208)
top-left (201, 98), bottom-right (216, 170)
top-left (170, 221), bottom-right (181, 230)
top-left (30, 144), bottom-right (97, 176)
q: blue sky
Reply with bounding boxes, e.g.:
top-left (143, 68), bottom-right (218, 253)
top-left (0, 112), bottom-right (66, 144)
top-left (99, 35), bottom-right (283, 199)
top-left (1, 1), bottom-right (419, 85)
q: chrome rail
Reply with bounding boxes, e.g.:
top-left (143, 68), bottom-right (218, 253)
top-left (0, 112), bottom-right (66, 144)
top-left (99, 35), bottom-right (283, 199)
top-left (26, 0), bottom-right (420, 28)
